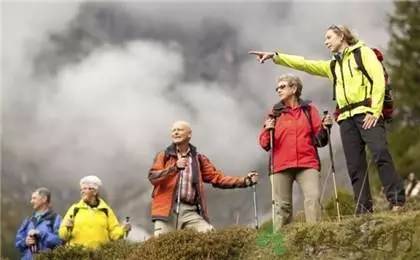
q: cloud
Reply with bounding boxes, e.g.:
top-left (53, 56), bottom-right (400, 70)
top-left (2, 1), bottom-right (393, 230)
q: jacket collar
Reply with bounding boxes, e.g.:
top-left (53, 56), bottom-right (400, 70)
top-left (76, 198), bottom-right (109, 210)
top-left (165, 143), bottom-right (197, 158)
top-left (165, 143), bottom-right (200, 185)
top-left (31, 208), bottom-right (53, 219)
top-left (332, 40), bottom-right (365, 60)
top-left (272, 99), bottom-right (311, 117)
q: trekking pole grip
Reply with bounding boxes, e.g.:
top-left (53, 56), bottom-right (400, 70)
top-left (323, 110), bottom-right (333, 130)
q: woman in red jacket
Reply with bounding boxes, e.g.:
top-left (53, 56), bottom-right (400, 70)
top-left (259, 74), bottom-right (330, 232)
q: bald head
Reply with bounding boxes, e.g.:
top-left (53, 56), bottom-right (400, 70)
top-left (172, 121), bottom-right (192, 132)
top-left (171, 120), bottom-right (192, 145)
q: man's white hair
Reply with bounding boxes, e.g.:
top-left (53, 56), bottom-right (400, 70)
top-left (80, 175), bottom-right (102, 190)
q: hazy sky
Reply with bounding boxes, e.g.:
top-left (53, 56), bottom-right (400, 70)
top-left (2, 0), bottom-right (394, 231)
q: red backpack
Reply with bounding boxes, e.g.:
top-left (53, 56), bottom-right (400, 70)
top-left (330, 47), bottom-right (394, 122)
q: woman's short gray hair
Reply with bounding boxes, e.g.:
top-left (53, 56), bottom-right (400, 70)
top-left (80, 175), bottom-right (102, 190)
top-left (277, 74), bottom-right (303, 98)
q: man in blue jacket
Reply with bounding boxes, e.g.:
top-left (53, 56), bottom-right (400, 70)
top-left (15, 187), bottom-right (62, 259)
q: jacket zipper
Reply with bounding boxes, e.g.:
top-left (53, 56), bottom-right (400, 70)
top-left (295, 112), bottom-right (299, 168)
top-left (361, 72), bottom-right (367, 99)
top-left (348, 59), bottom-right (353, 77)
top-left (170, 162), bottom-right (180, 214)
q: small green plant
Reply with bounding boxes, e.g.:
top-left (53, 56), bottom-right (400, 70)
top-left (256, 230), bottom-right (285, 256)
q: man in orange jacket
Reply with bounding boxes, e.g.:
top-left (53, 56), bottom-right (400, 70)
top-left (149, 120), bottom-right (259, 236)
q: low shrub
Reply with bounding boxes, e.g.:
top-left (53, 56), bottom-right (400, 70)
top-left (35, 207), bottom-right (420, 259)
top-left (127, 226), bottom-right (256, 260)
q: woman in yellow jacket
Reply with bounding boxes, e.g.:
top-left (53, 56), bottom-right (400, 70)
top-left (249, 25), bottom-right (405, 214)
top-left (59, 175), bottom-right (131, 248)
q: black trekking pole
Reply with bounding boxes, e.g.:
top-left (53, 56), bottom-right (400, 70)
top-left (175, 152), bottom-right (187, 230)
top-left (324, 111), bottom-right (341, 222)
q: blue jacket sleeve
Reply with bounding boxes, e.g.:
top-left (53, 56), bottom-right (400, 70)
top-left (39, 214), bottom-right (63, 248)
top-left (15, 218), bottom-right (29, 252)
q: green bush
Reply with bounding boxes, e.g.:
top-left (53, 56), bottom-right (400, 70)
top-left (281, 211), bottom-right (420, 259)
top-left (34, 208), bottom-right (420, 259)
top-left (36, 240), bottom-right (135, 260)
top-left (127, 226), bottom-right (256, 260)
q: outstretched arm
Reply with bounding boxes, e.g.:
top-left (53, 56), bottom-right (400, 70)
top-left (249, 50), bottom-right (332, 79)
top-left (200, 154), bottom-right (258, 189)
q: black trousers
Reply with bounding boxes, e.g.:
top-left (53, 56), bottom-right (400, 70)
top-left (339, 114), bottom-right (405, 214)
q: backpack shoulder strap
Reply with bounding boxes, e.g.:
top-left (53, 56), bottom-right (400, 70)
top-left (301, 105), bottom-right (322, 165)
top-left (330, 59), bottom-right (337, 100)
top-left (353, 47), bottom-right (373, 94)
top-left (302, 106), bottom-right (315, 146)
top-left (73, 207), bottom-right (80, 218)
top-left (271, 102), bottom-right (285, 118)
top-left (98, 208), bottom-right (109, 217)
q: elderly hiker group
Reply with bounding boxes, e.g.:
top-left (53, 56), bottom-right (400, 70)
top-left (15, 25), bottom-right (409, 259)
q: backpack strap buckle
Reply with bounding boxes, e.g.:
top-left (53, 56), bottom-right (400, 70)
top-left (338, 98), bottom-right (371, 114)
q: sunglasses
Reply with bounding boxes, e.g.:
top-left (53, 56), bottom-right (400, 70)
top-left (275, 84), bottom-right (291, 92)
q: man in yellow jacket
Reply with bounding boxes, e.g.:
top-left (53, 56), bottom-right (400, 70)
top-left (249, 25), bottom-right (405, 214)
top-left (59, 175), bottom-right (131, 248)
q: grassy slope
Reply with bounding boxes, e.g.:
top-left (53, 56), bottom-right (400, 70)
top-left (36, 198), bottom-right (420, 260)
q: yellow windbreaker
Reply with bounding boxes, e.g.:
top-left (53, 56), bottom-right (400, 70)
top-left (59, 198), bottom-right (124, 249)
top-left (272, 41), bottom-right (385, 121)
